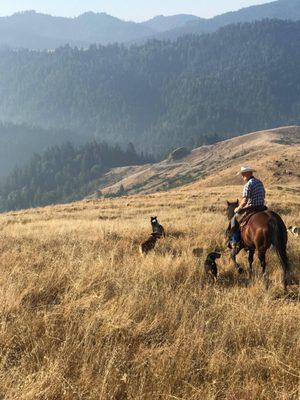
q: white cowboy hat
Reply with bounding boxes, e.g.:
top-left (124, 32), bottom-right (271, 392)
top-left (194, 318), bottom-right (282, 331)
top-left (236, 166), bottom-right (256, 175)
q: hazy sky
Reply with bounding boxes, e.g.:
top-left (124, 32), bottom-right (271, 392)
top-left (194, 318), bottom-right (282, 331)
top-left (0, 0), bottom-right (275, 21)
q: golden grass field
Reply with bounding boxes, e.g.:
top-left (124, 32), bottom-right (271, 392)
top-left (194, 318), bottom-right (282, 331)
top-left (0, 181), bottom-right (299, 399)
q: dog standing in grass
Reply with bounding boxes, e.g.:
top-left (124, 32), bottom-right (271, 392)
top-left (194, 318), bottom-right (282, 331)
top-left (151, 217), bottom-right (166, 237)
top-left (204, 252), bottom-right (221, 281)
top-left (192, 249), bottom-right (221, 282)
top-left (139, 232), bottom-right (162, 255)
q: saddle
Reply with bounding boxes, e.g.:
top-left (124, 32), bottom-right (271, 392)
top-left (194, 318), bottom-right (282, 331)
top-left (238, 205), bottom-right (268, 230)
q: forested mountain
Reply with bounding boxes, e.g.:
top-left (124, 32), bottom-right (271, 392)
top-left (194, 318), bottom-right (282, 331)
top-left (156, 0), bottom-right (300, 40)
top-left (1, 19), bottom-right (300, 157)
top-left (0, 11), bottom-right (154, 49)
top-left (0, 141), bottom-right (151, 211)
top-left (0, 122), bottom-right (81, 177)
top-left (0, 1), bottom-right (300, 49)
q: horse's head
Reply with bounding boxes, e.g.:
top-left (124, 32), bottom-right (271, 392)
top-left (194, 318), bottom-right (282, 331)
top-left (226, 200), bottom-right (239, 220)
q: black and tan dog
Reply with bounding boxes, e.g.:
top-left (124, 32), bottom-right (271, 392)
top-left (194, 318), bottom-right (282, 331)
top-left (204, 252), bottom-right (221, 281)
top-left (139, 232), bottom-right (162, 255)
top-left (151, 216), bottom-right (166, 237)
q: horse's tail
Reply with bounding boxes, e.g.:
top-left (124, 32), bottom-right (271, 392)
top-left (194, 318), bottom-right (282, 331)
top-left (268, 214), bottom-right (290, 274)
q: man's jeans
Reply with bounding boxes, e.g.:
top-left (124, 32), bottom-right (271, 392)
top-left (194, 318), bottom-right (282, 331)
top-left (230, 212), bottom-right (241, 231)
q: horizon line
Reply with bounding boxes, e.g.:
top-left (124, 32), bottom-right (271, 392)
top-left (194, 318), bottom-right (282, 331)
top-left (0, 9), bottom-right (206, 23)
top-left (0, 1), bottom-right (276, 24)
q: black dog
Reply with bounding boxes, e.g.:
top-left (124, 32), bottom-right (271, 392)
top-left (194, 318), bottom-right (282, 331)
top-left (139, 232), bottom-right (161, 255)
top-left (204, 252), bottom-right (221, 280)
top-left (151, 216), bottom-right (166, 237)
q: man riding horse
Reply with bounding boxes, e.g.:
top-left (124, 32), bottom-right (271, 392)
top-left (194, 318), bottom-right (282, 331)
top-left (226, 166), bottom-right (290, 291)
top-left (229, 165), bottom-right (267, 251)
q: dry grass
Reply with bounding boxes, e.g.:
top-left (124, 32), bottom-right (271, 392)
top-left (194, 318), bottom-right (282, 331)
top-left (0, 185), bottom-right (299, 399)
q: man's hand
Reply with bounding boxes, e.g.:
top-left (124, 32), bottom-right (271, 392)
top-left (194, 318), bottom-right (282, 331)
top-left (235, 197), bottom-right (247, 213)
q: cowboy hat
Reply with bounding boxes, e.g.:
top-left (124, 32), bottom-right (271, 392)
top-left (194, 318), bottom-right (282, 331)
top-left (236, 166), bottom-right (256, 175)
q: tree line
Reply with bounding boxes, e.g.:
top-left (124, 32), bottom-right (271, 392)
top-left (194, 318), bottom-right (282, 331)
top-left (0, 141), bottom-right (152, 211)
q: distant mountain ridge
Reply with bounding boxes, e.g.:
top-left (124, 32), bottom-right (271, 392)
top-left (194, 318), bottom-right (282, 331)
top-left (0, 0), bottom-right (300, 49)
top-left (141, 14), bottom-right (200, 33)
top-left (155, 0), bottom-right (300, 40)
top-left (0, 11), bottom-right (153, 49)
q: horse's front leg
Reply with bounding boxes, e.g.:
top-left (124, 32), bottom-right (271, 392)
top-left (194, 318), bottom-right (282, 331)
top-left (231, 249), bottom-right (244, 274)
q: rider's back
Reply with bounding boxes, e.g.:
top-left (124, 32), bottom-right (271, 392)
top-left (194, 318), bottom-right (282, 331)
top-left (243, 176), bottom-right (265, 208)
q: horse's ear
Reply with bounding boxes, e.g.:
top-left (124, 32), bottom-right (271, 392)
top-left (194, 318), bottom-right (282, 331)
top-left (236, 199), bottom-right (239, 205)
top-left (226, 201), bottom-right (230, 206)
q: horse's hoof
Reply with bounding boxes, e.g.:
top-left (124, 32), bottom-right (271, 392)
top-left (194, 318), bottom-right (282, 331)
top-left (238, 267), bottom-right (244, 274)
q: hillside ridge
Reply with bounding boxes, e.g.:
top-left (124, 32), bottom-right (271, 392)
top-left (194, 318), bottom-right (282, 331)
top-left (89, 126), bottom-right (300, 198)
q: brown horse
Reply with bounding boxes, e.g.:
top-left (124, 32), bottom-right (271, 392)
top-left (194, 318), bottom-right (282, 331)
top-left (226, 201), bottom-right (290, 290)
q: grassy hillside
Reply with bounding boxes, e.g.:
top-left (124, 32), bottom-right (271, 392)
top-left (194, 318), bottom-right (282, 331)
top-left (0, 171), bottom-right (299, 398)
top-left (88, 126), bottom-right (300, 197)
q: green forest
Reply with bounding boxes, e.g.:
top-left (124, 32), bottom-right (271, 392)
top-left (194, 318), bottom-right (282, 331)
top-left (0, 122), bottom-right (81, 177)
top-left (1, 19), bottom-right (300, 156)
top-left (0, 141), bottom-right (151, 211)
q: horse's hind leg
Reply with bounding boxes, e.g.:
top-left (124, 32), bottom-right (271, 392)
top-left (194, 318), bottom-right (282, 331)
top-left (258, 251), bottom-right (269, 289)
top-left (248, 248), bottom-right (255, 280)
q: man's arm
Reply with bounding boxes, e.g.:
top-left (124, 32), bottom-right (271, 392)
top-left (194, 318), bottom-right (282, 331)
top-left (235, 180), bottom-right (251, 212)
top-left (235, 197), bottom-right (247, 213)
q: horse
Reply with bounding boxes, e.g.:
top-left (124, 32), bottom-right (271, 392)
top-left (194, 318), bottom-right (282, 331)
top-left (226, 201), bottom-right (290, 290)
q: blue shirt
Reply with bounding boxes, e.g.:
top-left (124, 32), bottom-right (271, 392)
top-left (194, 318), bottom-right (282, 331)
top-left (243, 177), bottom-right (265, 207)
